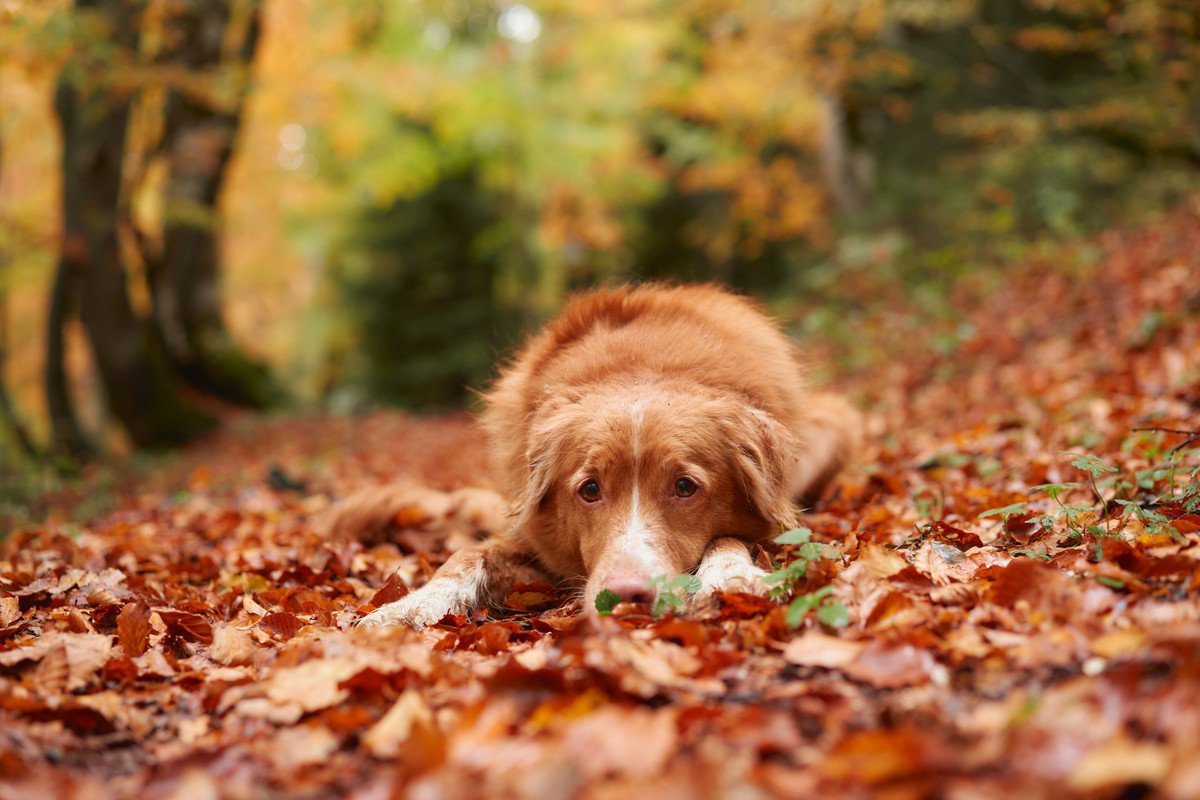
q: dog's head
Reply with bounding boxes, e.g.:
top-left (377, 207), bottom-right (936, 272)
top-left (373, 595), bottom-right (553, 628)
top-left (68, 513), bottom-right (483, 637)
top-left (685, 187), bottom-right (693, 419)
top-left (509, 382), bottom-right (799, 610)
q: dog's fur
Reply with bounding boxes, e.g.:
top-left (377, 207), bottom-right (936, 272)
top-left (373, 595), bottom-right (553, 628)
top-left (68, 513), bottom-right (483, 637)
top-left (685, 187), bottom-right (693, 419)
top-left (360, 284), bottom-right (860, 627)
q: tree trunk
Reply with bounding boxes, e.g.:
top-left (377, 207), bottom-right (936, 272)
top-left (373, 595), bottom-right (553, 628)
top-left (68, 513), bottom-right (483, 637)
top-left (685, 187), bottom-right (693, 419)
top-left (56, 0), bottom-right (213, 449)
top-left (44, 258), bottom-right (94, 459)
top-left (44, 83), bottom-right (96, 460)
top-left (148, 0), bottom-right (283, 409)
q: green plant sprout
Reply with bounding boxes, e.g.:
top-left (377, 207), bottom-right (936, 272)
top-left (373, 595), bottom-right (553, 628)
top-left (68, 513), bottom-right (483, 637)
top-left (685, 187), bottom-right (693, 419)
top-left (980, 441), bottom-right (1200, 550)
top-left (763, 528), bottom-right (848, 629)
top-left (647, 574), bottom-right (703, 617)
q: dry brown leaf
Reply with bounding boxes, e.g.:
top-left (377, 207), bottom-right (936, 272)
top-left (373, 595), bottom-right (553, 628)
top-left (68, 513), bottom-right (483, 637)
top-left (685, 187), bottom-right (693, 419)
top-left (0, 595), bottom-right (20, 627)
top-left (33, 640), bottom-right (69, 696)
top-left (135, 648), bottom-right (176, 678)
top-left (562, 707), bottom-right (678, 778)
top-left (1067, 740), bottom-right (1171, 791)
top-left (259, 611), bottom-right (305, 641)
top-left (1090, 628), bottom-right (1146, 658)
top-left (912, 540), bottom-right (959, 586)
top-left (208, 624), bottom-right (257, 666)
top-left (269, 724), bottom-right (340, 771)
top-left (858, 543), bottom-right (909, 579)
top-left (592, 637), bottom-right (724, 697)
top-left (159, 610), bottom-right (214, 644)
top-left (118, 601), bottom-right (152, 657)
top-left (164, 767), bottom-right (219, 800)
top-left (782, 631), bottom-right (865, 669)
top-left (362, 689), bottom-right (434, 759)
top-left (264, 657), bottom-right (363, 713)
top-left (842, 641), bottom-right (940, 688)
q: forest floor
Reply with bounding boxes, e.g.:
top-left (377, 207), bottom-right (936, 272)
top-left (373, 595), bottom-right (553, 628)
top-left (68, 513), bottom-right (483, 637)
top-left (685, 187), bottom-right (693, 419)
top-left (2, 203), bottom-right (1200, 799)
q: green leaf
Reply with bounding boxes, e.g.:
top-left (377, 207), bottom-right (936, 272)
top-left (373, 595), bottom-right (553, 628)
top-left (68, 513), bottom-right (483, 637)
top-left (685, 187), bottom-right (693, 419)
top-left (665, 574), bottom-right (702, 594)
top-left (1096, 575), bottom-right (1125, 590)
top-left (784, 587), bottom-right (835, 629)
top-left (816, 602), bottom-right (850, 628)
top-left (797, 541), bottom-right (834, 562)
top-left (1066, 452), bottom-right (1120, 477)
top-left (784, 595), bottom-right (815, 628)
top-left (1030, 482), bottom-right (1081, 500)
top-left (774, 527), bottom-right (813, 545)
top-left (594, 588), bottom-right (621, 616)
top-left (645, 573), bottom-right (702, 617)
top-left (979, 502), bottom-right (1027, 518)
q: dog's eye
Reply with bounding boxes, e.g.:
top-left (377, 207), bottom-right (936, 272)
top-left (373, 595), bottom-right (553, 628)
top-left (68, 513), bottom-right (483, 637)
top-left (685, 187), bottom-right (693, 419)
top-left (578, 479), bottom-right (602, 503)
top-left (674, 477), bottom-right (698, 497)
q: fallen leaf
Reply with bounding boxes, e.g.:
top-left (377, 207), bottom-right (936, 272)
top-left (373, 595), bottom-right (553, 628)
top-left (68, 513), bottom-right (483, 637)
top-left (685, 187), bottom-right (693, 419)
top-left (259, 612), bottom-right (305, 641)
top-left (264, 657), bottom-right (362, 713)
top-left (158, 610), bottom-right (214, 645)
top-left (782, 631), bottom-right (865, 669)
top-left (1068, 740), bottom-right (1170, 791)
top-left (118, 601), bottom-right (152, 657)
top-left (562, 707), bottom-right (678, 778)
top-left (362, 689), bottom-right (434, 758)
top-left (269, 724), bottom-right (340, 771)
top-left (0, 596), bottom-right (20, 627)
top-left (842, 641), bottom-right (939, 688)
top-left (209, 624), bottom-right (257, 665)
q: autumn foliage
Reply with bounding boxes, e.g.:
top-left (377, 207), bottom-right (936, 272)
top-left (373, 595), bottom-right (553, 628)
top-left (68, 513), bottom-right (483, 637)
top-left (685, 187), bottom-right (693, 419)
top-left (1, 0), bottom-right (1195, 792)
top-left (0, 204), bottom-right (1196, 797)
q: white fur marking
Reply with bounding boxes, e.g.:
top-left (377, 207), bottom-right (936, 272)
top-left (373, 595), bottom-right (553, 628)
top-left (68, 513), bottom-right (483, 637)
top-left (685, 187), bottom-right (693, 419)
top-left (359, 559), bottom-right (487, 629)
top-left (620, 401), bottom-right (667, 576)
top-left (695, 541), bottom-right (768, 595)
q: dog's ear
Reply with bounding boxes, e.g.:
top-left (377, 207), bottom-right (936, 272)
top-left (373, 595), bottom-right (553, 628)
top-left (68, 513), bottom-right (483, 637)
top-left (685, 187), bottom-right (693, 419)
top-left (506, 415), bottom-right (566, 534)
top-left (725, 406), bottom-right (800, 532)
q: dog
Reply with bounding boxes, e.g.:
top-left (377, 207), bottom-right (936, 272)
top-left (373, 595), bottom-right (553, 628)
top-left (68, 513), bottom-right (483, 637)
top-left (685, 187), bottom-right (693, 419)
top-left (359, 283), bottom-right (860, 628)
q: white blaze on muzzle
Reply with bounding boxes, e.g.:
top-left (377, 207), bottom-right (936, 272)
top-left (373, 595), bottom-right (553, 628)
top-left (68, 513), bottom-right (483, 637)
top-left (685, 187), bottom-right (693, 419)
top-left (616, 480), bottom-right (670, 578)
top-left (610, 399), bottom-right (670, 579)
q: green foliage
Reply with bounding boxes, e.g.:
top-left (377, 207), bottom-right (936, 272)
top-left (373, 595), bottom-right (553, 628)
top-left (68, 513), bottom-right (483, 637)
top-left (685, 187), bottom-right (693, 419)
top-left (325, 170), bottom-right (531, 409)
top-left (771, 526), bottom-right (847, 628)
top-left (648, 574), bottom-right (702, 617)
top-left (594, 588), bottom-right (621, 616)
top-left (1066, 453), bottom-right (1121, 479)
top-left (985, 442), bottom-right (1200, 547)
top-left (764, 528), bottom-right (838, 599)
top-left (298, 0), bottom-right (1200, 407)
top-left (978, 502), bottom-right (1028, 521)
top-left (783, 586), bottom-right (849, 629)
top-left (774, 527), bottom-right (816, 546)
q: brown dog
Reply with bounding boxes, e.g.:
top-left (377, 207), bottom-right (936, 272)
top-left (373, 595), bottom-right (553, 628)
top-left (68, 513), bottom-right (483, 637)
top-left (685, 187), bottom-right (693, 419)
top-left (360, 283), bottom-right (860, 627)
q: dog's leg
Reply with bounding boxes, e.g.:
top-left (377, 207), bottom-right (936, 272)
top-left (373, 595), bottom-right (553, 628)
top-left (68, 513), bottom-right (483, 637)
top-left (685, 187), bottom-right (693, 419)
top-left (321, 483), bottom-right (508, 542)
top-left (358, 535), bottom-right (549, 628)
top-left (694, 536), bottom-right (770, 596)
top-left (792, 392), bottom-right (863, 507)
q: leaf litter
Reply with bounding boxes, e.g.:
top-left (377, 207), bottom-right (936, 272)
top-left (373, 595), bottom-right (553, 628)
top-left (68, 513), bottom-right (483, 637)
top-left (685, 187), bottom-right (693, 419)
top-left (2, 206), bottom-right (1200, 798)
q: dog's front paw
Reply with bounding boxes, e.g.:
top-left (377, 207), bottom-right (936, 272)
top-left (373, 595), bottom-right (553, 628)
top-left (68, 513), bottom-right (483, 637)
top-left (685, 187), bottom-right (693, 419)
top-left (358, 587), bottom-right (462, 629)
top-left (695, 560), bottom-right (770, 597)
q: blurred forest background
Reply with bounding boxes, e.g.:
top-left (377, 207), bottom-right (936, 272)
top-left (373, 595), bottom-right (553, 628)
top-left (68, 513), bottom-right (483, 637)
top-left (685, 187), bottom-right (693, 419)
top-left (0, 0), bottom-right (1197, 470)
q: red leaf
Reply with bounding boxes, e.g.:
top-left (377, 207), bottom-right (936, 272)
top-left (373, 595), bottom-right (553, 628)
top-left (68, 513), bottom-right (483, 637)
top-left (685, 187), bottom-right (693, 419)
top-left (259, 612), bottom-right (306, 641)
top-left (117, 601), bottom-right (151, 657)
top-left (158, 610), bottom-right (213, 645)
top-left (370, 574), bottom-right (408, 608)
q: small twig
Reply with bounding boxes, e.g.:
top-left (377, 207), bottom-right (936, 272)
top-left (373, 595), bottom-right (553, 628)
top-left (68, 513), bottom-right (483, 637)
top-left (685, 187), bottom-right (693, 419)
top-left (1131, 427), bottom-right (1200, 455)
